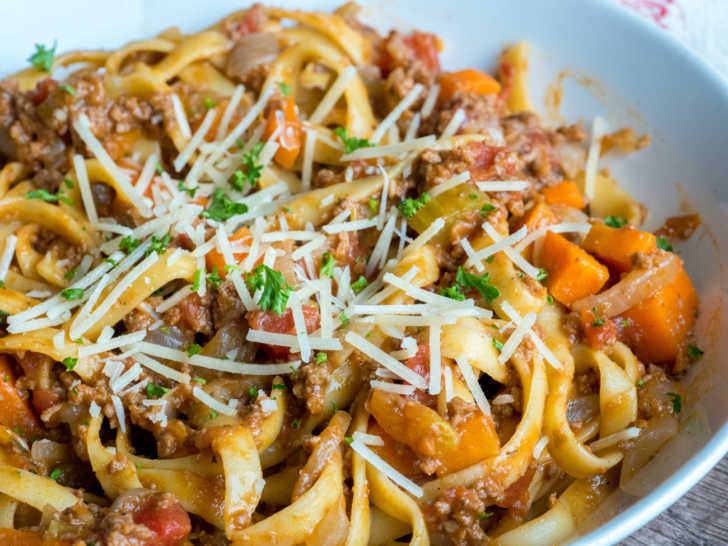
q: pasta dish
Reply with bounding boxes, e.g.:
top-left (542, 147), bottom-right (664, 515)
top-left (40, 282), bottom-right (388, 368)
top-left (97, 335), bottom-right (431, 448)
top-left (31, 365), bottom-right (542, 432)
top-left (0, 4), bottom-right (704, 545)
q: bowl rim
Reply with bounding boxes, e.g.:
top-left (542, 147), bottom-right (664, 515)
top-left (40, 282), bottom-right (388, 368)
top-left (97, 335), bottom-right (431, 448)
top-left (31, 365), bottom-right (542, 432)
top-left (571, 4), bottom-right (728, 543)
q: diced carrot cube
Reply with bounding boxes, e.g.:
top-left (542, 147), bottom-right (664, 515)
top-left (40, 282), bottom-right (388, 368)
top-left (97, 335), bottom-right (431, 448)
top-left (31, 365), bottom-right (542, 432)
top-left (438, 69), bottom-right (501, 103)
top-left (620, 267), bottom-right (697, 363)
top-left (537, 231), bottom-right (609, 305)
top-left (512, 201), bottom-right (558, 233)
top-left (434, 410), bottom-right (500, 475)
top-left (0, 355), bottom-right (43, 439)
top-left (582, 224), bottom-right (656, 273)
top-left (542, 180), bottom-right (585, 209)
top-left (205, 226), bottom-right (251, 276)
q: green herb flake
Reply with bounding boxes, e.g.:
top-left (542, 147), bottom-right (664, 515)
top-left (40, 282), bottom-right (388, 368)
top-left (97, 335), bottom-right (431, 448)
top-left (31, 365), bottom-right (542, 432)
top-left (667, 392), bottom-right (682, 414)
top-left (339, 313), bottom-right (349, 327)
top-left (687, 344), bottom-right (704, 362)
top-left (119, 236), bottom-right (141, 254)
top-left (59, 84), bottom-right (76, 96)
top-left (28, 41), bottom-right (57, 72)
top-left (230, 141), bottom-right (264, 190)
top-left (397, 192), bottom-right (431, 219)
top-left (439, 283), bottom-right (465, 302)
top-left (63, 177), bottom-right (74, 189)
top-left (245, 264), bottom-right (293, 315)
top-left (334, 126), bottom-right (372, 154)
top-left (291, 418), bottom-right (301, 429)
top-left (201, 188), bottom-right (248, 221)
top-left (192, 377), bottom-right (206, 384)
top-left (478, 512), bottom-right (493, 519)
top-left (368, 198), bottom-right (380, 214)
top-left (60, 288), bottom-right (84, 301)
top-left (468, 194), bottom-right (478, 200)
top-left (320, 252), bottom-right (335, 278)
top-left (177, 180), bottom-right (197, 197)
top-left (146, 232), bottom-right (172, 256)
top-left (63, 267), bottom-right (77, 280)
top-left (27, 188), bottom-right (74, 206)
top-left (344, 436), bottom-right (353, 444)
top-left (547, 294), bottom-right (554, 305)
top-left (351, 275), bottom-right (369, 293)
top-left (249, 386), bottom-right (259, 399)
top-left (536, 268), bottom-right (548, 282)
top-left (272, 383), bottom-right (286, 390)
top-left (456, 267), bottom-right (500, 303)
top-left (277, 82), bottom-right (291, 96)
top-left (591, 306), bottom-right (605, 327)
top-left (49, 467), bottom-right (63, 482)
top-left (493, 339), bottom-right (504, 351)
top-left (159, 326), bottom-right (170, 334)
top-left (636, 378), bottom-right (645, 387)
top-left (316, 352), bottom-right (328, 365)
top-left (191, 268), bottom-right (203, 292)
top-left (604, 215), bottom-right (626, 228)
top-left (186, 343), bottom-right (202, 357)
top-left (146, 383), bottom-right (169, 398)
top-left (208, 409), bottom-right (219, 420)
top-left (480, 203), bottom-right (497, 217)
top-left (207, 266), bottom-right (223, 290)
top-left (203, 97), bottom-right (217, 109)
top-left (62, 357), bottom-right (78, 371)
top-left (656, 237), bottom-right (674, 252)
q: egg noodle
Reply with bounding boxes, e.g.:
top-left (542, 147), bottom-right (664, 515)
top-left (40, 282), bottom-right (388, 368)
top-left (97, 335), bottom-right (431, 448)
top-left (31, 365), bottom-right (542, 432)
top-left (0, 4), bottom-right (702, 545)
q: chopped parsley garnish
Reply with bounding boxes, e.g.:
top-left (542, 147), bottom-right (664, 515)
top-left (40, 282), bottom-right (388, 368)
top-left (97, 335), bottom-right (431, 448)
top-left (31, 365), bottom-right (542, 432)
top-left (249, 386), bottom-right (259, 399)
top-left (547, 294), bottom-right (554, 305)
top-left (636, 378), bottom-right (645, 387)
top-left (208, 409), bottom-right (219, 420)
top-left (667, 392), bottom-right (682, 414)
top-left (316, 352), bottom-right (328, 365)
top-left (191, 268), bottom-right (203, 292)
top-left (245, 264), bottom-right (293, 315)
top-left (478, 512), bottom-right (493, 519)
top-left (60, 288), bottom-right (84, 301)
top-left (332, 401), bottom-right (338, 413)
top-left (59, 85), bottom-right (76, 96)
top-left (63, 178), bottom-right (74, 189)
top-left (339, 313), bottom-right (350, 327)
top-left (591, 307), bottom-right (605, 327)
top-left (49, 468), bottom-right (62, 481)
top-left (272, 383), bottom-right (287, 390)
top-left (320, 252), bottom-right (335, 278)
top-left (656, 237), bottom-right (674, 252)
top-left (455, 267), bottom-right (500, 303)
top-left (397, 192), bottom-right (430, 219)
top-left (440, 283), bottom-right (466, 301)
top-left (230, 142), bottom-right (264, 190)
top-left (119, 236), bottom-right (141, 253)
top-left (604, 215), bottom-right (626, 228)
top-left (63, 268), bottom-right (76, 280)
top-left (27, 188), bottom-right (74, 206)
top-left (291, 418), bottom-right (301, 429)
top-left (351, 275), bottom-right (369, 293)
top-left (536, 268), bottom-right (548, 282)
top-left (344, 436), bottom-right (353, 444)
top-left (28, 42), bottom-right (57, 72)
top-left (62, 357), bottom-right (77, 371)
top-left (224, 264), bottom-right (239, 274)
top-left (155, 162), bottom-right (164, 175)
top-left (177, 180), bottom-right (197, 197)
top-left (207, 266), bottom-right (222, 290)
top-left (192, 377), bottom-right (206, 384)
top-left (146, 383), bottom-right (169, 398)
top-left (277, 82), bottom-right (291, 96)
top-left (201, 188), bottom-right (248, 221)
top-left (620, 318), bottom-right (631, 328)
top-left (146, 232), bottom-right (171, 256)
top-left (687, 344), bottom-right (704, 362)
top-left (368, 198), bottom-right (379, 214)
top-left (186, 344), bottom-right (202, 357)
top-left (203, 97), bottom-right (217, 109)
top-left (493, 339), bottom-right (504, 351)
top-left (334, 126), bottom-right (372, 154)
top-left (468, 194), bottom-right (478, 200)
top-left (480, 203), bottom-right (497, 217)
top-left (103, 257), bottom-right (117, 267)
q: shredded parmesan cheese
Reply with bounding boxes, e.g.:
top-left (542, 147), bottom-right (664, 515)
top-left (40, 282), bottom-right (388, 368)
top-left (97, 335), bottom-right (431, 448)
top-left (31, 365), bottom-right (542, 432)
top-left (341, 135), bottom-right (436, 161)
top-left (193, 386), bottom-right (237, 416)
top-left (455, 355), bottom-right (491, 416)
top-left (584, 116), bottom-right (608, 200)
top-left (345, 332), bottom-right (426, 388)
top-left (349, 440), bottom-right (423, 497)
top-left (371, 83), bottom-right (424, 144)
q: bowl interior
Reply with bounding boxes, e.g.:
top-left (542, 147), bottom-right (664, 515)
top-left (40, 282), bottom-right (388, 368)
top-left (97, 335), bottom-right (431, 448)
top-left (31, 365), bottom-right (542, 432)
top-left (2, 0), bottom-right (727, 543)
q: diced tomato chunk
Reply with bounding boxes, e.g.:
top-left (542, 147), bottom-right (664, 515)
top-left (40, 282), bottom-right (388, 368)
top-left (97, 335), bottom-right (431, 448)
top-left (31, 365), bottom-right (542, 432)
top-left (32, 389), bottom-right (62, 415)
top-left (29, 78), bottom-right (58, 105)
top-left (133, 497), bottom-right (191, 546)
top-left (247, 306), bottom-right (320, 359)
top-left (404, 32), bottom-right (441, 73)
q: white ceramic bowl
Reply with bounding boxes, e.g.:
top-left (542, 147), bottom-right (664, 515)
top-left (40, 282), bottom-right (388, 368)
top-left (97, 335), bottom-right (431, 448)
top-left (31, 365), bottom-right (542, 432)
top-left (2, 0), bottom-right (727, 543)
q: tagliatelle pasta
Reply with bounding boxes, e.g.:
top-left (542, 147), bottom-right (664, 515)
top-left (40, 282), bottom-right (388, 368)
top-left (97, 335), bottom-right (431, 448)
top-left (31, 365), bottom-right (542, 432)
top-left (0, 3), bottom-right (703, 545)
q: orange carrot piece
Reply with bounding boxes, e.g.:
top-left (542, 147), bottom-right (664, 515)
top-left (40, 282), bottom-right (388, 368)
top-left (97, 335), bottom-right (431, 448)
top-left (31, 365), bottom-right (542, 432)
top-left (0, 356), bottom-right (43, 439)
top-left (264, 97), bottom-right (302, 169)
top-left (368, 421), bottom-right (420, 479)
top-left (438, 69), bottom-right (501, 103)
top-left (537, 231), bottom-right (609, 306)
top-left (512, 201), bottom-right (558, 234)
top-left (582, 224), bottom-right (656, 273)
top-left (620, 267), bottom-right (697, 363)
top-left (205, 226), bottom-right (252, 276)
top-left (542, 180), bottom-right (585, 209)
top-left (434, 410), bottom-right (500, 475)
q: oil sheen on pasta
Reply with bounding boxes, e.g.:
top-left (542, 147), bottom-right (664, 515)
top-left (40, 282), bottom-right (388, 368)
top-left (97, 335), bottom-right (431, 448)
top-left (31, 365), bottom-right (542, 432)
top-left (0, 3), bottom-right (702, 545)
